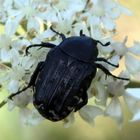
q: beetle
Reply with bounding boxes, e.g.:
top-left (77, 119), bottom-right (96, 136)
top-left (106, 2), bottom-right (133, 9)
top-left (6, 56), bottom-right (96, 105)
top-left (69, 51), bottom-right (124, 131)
top-left (0, 27), bottom-right (129, 121)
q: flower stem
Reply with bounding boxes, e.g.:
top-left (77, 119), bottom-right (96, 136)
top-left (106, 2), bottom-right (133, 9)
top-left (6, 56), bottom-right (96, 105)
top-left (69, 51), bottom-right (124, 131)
top-left (126, 80), bottom-right (140, 88)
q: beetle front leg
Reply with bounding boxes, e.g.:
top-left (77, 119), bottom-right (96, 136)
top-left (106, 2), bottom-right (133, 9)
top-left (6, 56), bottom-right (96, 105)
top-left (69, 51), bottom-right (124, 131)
top-left (0, 62), bottom-right (45, 108)
top-left (26, 42), bottom-right (56, 55)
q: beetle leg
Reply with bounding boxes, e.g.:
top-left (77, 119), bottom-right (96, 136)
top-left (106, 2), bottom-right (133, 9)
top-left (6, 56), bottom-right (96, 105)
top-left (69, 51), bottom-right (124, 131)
top-left (10, 62), bottom-right (44, 99)
top-left (96, 57), bottom-right (119, 68)
top-left (50, 26), bottom-right (66, 40)
top-left (0, 62), bottom-right (45, 108)
top-left (0, 85), bottom-right (30, 108)
top-left (96, 41), bottom-right (110, 46)
top-left (96, 63), bottom-right (129, 80)
top-left (26, 42), bottom-right (56, 55)
top-left (28, 62), bottom-right (45, 87)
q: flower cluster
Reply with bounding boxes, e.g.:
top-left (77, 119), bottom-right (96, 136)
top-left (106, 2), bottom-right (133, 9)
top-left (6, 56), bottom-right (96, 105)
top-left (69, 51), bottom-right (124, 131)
top-left (0, 0), bottom-right (140, 127)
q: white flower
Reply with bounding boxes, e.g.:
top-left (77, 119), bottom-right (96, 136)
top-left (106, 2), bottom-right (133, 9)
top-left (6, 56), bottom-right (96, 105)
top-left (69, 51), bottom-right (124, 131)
top-left (94, 81), bottom-right (108, 106)
top-left (128, 41), bottom-right (140, 55)
top-left (105, 97), bottom-right (123, 125)
top-left (0, 34), bottom-right (11, 49)
top-left (19, 107), bottom-right (44, 126)
top-left (5, 18), bottom-right (20, 36)
top-left (124, 88), bottom-right (140, 122)
top-left (7, 89), bottom-right (33, 110)
top-left (0, 48), bottom-right (11, 62)
top-left (111, 36), bottom-right (128, 56)
top-left (53, 0), bottom-right (86, 20)
top-left (0, 0), bottom-right (13, 22)
top-left (55, 19), bottom-right (73, 35)
top-left (5, 0), bottom-right (48, 33)
top-left (104, 80), bottom-right (127, 124)
top-left (0, 8), bottom-right (7, 22)
top-left (63, 112), bottom-right (75, 128)
top-left (31, 28), bottom-right (55, 44)
top-left (112, 37), bottom-right (140, 75)
top-left (88, 0), bottom-right (132, 31)
top-left (79, 105), bottom-right (103, 125)
top-left (0, 34), bottom-right (12, 62)
top-left (107, 81), bottom-right (126, 97)
top-left (8, 80), bottom-right (19, 93)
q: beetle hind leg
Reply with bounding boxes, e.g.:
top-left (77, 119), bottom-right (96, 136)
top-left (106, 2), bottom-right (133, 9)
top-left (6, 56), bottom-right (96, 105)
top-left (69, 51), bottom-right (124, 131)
top-left (0, 86), bottom-right (30, 108)
top-left (96, 57), bottom-right (119, 68)
top-left (96, 63), bottom-right (129, 80)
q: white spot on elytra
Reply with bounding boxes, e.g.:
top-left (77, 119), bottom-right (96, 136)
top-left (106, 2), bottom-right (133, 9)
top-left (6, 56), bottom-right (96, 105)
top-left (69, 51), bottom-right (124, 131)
top-left (73, 96), bottom-right (79, 101)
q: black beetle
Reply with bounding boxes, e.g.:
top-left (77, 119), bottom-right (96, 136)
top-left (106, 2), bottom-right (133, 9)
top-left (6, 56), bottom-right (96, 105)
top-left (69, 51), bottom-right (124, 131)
top-left (0, 27), bottom-right (129, 121)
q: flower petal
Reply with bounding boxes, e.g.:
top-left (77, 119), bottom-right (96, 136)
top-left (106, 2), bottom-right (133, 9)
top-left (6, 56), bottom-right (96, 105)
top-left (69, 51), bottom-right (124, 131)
top-left (124, 90), bottom-right (140, 114)
top-left (7, 100), bottom-right (16, 111)
top-left (107, 81), bottom-right (125, 97)
top-left (63, 112), bottom-right (75, 128)
top-left (0, 48), bottom-right (11, 62)
top-left (107, 55), bottom-right (120, 70)
top-left (88, 16), bottom-right (100, 26)
top-left (125, 53), bottom-right (140, 75)
top-left (104, 97), bottom-right (123, 124)
top-left (8, 80), bottom-right (19, 93)
top-left (119, 5), bottom-right (132, 16)
top-left (124, 89), bottom-right (140, 122)
top-left (19, 108), bottom-right (44, 126)
top-left (12, 89), bottom-right (33, 108)
top-left (128, 41), bottom-right (140, 56)
top-left (95, 82), bottom-right (108, 106)
top-left (10, 48), bottom-right (20, 67)
top-left (130, 111), bottom-right (140, 122)
top-left (5, 18), bottom-right (19, 36)
top-left (27, 17), bottom-right (40, 32)
top-left (107, 6), bottom-right (121, 19)
top-left (111, 42), bottom-right (128, 56)
top-left (79, 105), bottom-right (103, 125)
top-left (102, 17), bottom-right (116, 30)
top-left (126, 88), bottom-right (140, 99)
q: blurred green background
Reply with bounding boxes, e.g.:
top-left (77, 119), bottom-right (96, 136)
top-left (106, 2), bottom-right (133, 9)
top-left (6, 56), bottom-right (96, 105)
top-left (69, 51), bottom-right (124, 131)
top-left (0, 1), bottom-right (140, 140)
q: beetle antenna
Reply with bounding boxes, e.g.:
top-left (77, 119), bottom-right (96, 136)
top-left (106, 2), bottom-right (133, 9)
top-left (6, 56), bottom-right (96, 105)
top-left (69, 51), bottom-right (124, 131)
top-left (96, 41), bottom-right (111, 46)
